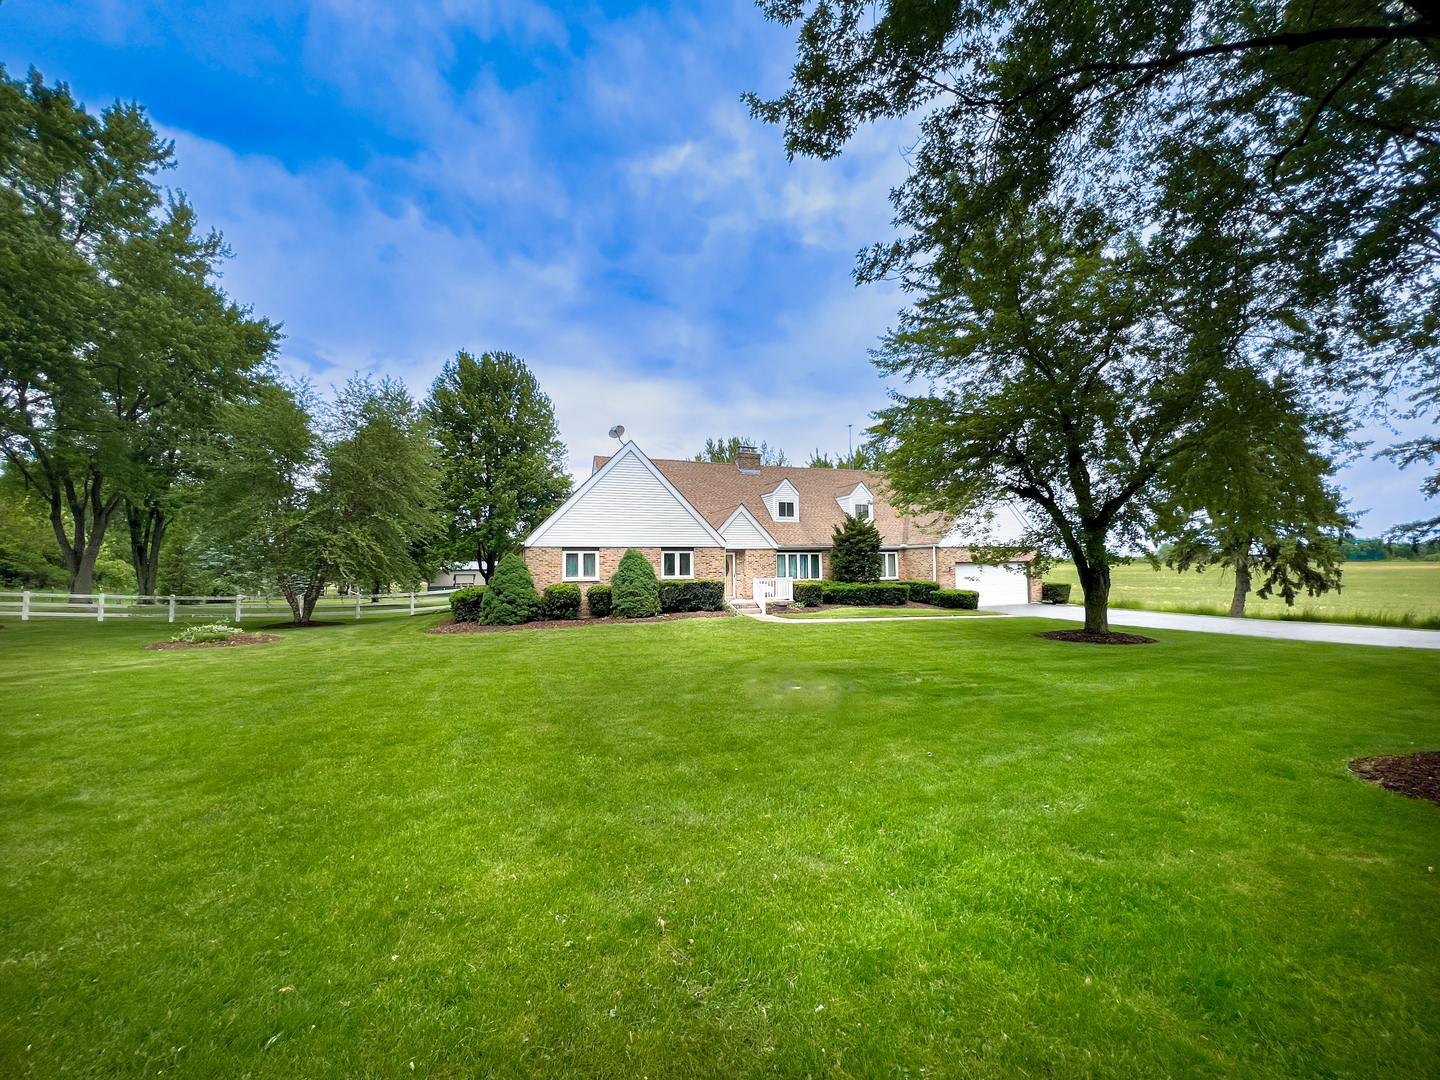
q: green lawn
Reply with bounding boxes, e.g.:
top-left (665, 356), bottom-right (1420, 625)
top-left (1047, 560), bottom-right (1440, 628)
top-left (776, 605), bottom-right (993, 619)
top-left (1, 615), bottom-right (1437, 1078)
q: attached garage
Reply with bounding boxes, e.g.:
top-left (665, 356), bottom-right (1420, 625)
top-left (955, 561), bottom-right (1030, 606)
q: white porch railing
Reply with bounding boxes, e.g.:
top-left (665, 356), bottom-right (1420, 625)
top-left (751, 577), bottom-right (793, 614)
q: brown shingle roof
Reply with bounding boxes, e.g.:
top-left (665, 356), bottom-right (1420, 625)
top-left (592, 455), bottom-right (947, 547)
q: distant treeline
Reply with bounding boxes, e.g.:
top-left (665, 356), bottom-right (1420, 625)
top-left (1344, 538), bottom-right (1440, 562)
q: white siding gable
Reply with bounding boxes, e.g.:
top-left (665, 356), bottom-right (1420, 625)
top-left (719, 506), bottom-right (777, 548)
top-left (835, 482), bottom-right (874, 517)
top-left (526, 443), bottom-right (724, 547)
top-left (761, 478), bottom-right (801, 523)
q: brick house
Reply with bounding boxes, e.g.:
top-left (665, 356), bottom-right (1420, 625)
top-left (523, 440), bottom-right (1041, 613)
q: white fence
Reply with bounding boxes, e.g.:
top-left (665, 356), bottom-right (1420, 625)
top-left (751, 577), bottom-right (793, 614)
top-left (0, 589), bottom-right (459, 623)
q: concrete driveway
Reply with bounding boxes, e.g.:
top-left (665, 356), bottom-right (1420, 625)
top-left (987, 603), bottom-right (1440, 650)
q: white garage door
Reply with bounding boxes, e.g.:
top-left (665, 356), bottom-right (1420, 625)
top-left (955, 562), bottom-right (1030, 606)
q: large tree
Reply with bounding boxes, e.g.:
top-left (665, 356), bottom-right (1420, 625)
top-left (0, 68), bottom-right (278, 596)
top-left (427, 351), bottom-right (570, 582)
top-left (869, 204), bottom-right (1251, 633)
top-left (749, 0), bottom-right (1437, 521)
top-left (1152, 367), bottom-right (1353, 616)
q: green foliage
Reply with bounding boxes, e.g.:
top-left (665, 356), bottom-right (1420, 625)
top-left (0, 470), bottom-right (66, 589)
top-left (449, 586), bottom-right (486, 623)
top-left (610, 548), bottom-right (660, 618)
top-left (478, 554), bottom-right (540, 626)
top-left (932, 589), bottom-right (980, 610)
top-left (792, 580), bottom-right (824, 607)
top-left (540, 582), bottom-right (582, 620)
top-left (897, 580), bottom-right (941, 604)
top-left (1344, 537), bottom-right (1440, 562)
top-left (657, 579), bottom-right (724, 613)
top-left (586, 584), bottom-right (612, 618)
top-left (167, 622), bottom-right (241, 644)
top-left (1041, 583), bottom-right (1073, 605)
top-left (822, 582), bottom-right (909, 606)
top-left (829, 513), bottom-right (882, 582)
top-left (693, 437), bottom-right (788, 466)
top-left (0, 68), bottom-right (279, 596)
top-left (426, 351), bottom-right (571, 581)
top-left (805, 445), bottom-right (878, 470)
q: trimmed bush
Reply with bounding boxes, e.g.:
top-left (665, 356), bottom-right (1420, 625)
top-left (822, 582), bottom-right (910, 606)
top-left (478, 553), bottom-right (541, 625)
top-left (932, 588), bottom-right (979, 609)
top-left (658, 579), bottom-right (724, 613)
top-left (792, 580), bottom-right (824, 607)
top-left (449, 586), bottom-right (486, 622)
top-left (169, 622), bottom-right (241, 644)
top-left (830, 513), bottom-right (883, 582)
top-left (540, 582), bottom-right (582, 620)
top-left (898, 580), bottom-right (942, 604)
top-left (1041, 582), bottom-right (1072, 605)
top-left (586, 584), bottom-right (612, 618)
top-left (610, 549), bottom-right (660, 618)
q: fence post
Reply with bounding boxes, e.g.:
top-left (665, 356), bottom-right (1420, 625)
top-left (168, 595), bottom-right (176, 623)
top-left (355, 593), bottom-right (362, 620)
top-left (98, 592), bottom-right (105, 623)
top-left (235, 594), bottom-right (242, 623)
top-left (409, 592), bottom-right (416, 616)
top-left (21, 590), bottom-right (30, 621)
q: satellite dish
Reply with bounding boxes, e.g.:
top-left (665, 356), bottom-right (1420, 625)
top-left (608, 425), bottom-right (625, 441)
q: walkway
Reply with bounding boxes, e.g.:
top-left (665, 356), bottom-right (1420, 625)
top-left (984, 603), bottom-right (1440, 650)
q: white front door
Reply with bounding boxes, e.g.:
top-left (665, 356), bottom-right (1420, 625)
top-left (955, 562), bottom-right (1029, 605)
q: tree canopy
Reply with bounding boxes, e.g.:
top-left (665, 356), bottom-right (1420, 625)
top-left (694, 437), bottom-right (789, 466)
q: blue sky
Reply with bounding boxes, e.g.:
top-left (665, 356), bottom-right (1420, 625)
top-left (2, 0), bottom-right (1432, 533)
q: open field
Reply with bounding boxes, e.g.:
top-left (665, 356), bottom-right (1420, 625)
top-left (1047, 560), bottom-right (1440, 628)
top-left (1, 615), bottom-right (1437, 1078)
top-left (775, 605), bottom-right (993, 619)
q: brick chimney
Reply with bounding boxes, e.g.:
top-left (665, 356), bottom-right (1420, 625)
top-left (735, 445), bottom-right (762, 473)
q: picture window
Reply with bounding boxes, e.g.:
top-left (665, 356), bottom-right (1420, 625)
top-left (563, 550), bottom-right (599, 580)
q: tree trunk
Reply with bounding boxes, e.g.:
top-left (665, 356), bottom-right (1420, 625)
top-left (1229, 551), bottom-right (1251, 618)
top-left (279, 574), bottom-right (305, 624)
top-left (126, 500), bottom-right (168, 601)
top-left (1075, 556), bottom-right (1112, 633)
top-left (300, 575), bottom-right (327, 624)
top-left (49, 473), bottom-right (121, 600)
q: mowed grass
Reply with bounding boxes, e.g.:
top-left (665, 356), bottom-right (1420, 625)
top-left (1, 614), bottom-right (1438, 1079)
top-left (1048, 560), bottom-right (1440, 628)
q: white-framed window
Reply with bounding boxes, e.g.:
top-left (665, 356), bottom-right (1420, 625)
top-left (880, 551), bottom-right (899, 579)
top-left (662, 550), bottom-right (693, 578)
top-left (854, 502), bottom-right (871, 521)
top-left (563, 550), bottom-right (599, 581)
top-left (776, 500), bottom-right (796, 519)
top-left (452, 574), bottom-right (478, 586)
top-left (777, 552), bottom-right (822, 579)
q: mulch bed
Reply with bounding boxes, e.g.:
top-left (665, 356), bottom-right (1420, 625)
top-left (258, 621), bottom-right (346, 630)
top-left (144, 634), bottom-right (283, 651)
top-left (1349, 751), bottom-right (1440, 808)
top-left (1036, 629), bottom-right (1157, 645)
top-left (428, 610), bottom-right (736, 634)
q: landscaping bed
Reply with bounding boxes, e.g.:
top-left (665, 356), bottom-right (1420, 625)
top-left (1349, 751), bottom-right (1440, 808)
top-left (776, 602), bottom-right (992, 619)
top-left (143, 633), bottom-right (283, 650)
top-left (1037, 629), bottom-right (1158, 645)
top-left (428, 610), bottom-right (735, 634)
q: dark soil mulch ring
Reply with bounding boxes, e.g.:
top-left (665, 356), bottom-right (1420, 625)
top-left (428, 610), bottom-right (737, 634)
top-left (1349, 751), bottom-right (1440, 808)
top-left (1036, 629), bottom-right (1157, 645)
top-left (144, 634), bottom-right (283, 651)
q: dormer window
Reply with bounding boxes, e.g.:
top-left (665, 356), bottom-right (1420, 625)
top-left (777, 500), bottom-right (796, 519)
top-left (854, 502), bottom-right (871, 521)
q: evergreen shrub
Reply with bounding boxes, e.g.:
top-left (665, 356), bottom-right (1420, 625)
top-left (898, 580), bottom-right (942, 604)
top-left (478, 554), bottom-right (541, 625)
top-left (587, 584), bottom-right (612, 617)
top-left (658, 579), bottom-right (724, 613)
top-left (829, 513), bottom-right (883, 582)
top-left (792, 581), bottom-right (824, 607)
top-left (1041, 582), bottom-right (1072, 605)
top-left (540, 582), bottom-right (582, 620)
top-left (611, 548), bottom-right (661, 618)
top-left (932, 589), bottom-right (979, 609)
top-left (449, 586), bottom-right (486, 622)
top-left (822, 582), bottom-right (909, 606)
